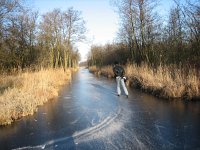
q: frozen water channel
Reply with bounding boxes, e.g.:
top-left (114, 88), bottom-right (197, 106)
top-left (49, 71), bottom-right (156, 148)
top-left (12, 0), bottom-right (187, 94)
top-left (0, 68), bottom-right (200, 150)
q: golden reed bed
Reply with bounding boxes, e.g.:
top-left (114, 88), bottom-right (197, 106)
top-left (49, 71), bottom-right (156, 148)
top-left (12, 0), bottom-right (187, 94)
top-left (89, 64), bottom-right (199, 100)
top-left (0, 69), bottom-right (71, 125)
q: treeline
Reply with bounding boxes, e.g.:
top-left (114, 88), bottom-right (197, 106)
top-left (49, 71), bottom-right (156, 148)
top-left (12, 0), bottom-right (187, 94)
top-left (0, 0), bottom-right (86, 72)
top-left (88, 0), bottom-right (199, 68)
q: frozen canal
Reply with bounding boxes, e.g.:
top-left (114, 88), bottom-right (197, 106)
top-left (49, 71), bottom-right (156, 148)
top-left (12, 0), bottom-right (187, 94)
top-left (0, 68), bottom-right (200, 150)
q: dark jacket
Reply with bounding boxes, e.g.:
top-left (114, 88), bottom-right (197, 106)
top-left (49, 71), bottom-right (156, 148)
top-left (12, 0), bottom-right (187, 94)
top-left (113, 65), bottom-right (125, 78)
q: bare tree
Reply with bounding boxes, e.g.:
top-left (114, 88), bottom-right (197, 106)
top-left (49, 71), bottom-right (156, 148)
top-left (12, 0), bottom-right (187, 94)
top-left (38, 8), bottom-right (85, 70)
top-left (91, 0), bottom-right (199, 68)
top-left (0, 4), bottom-right (84, 71)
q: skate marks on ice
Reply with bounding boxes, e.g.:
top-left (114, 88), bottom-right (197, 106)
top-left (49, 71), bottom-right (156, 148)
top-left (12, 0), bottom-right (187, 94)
top-left (15, 107), bottom-right (156, 150)
top-left (13, 105), bottom-right (130, 150)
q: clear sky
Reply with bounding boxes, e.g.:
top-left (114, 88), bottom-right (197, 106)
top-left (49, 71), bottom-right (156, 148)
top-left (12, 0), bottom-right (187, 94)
top-left (28, 0), bottom-right (182, 61)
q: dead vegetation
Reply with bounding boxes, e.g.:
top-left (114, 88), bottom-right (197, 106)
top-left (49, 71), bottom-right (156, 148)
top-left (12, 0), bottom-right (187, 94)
top-left (89, 64), bottom-right (200, 100)
top-left (0, 69), bottom-right (71, 125)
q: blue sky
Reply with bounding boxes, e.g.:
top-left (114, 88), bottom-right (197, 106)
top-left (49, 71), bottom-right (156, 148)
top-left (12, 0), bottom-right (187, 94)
top-left (28, 0), bottom-right (179, 61)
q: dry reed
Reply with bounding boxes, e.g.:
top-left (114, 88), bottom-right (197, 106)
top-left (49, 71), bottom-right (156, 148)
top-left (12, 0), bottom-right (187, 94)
top-left (0, 68), bottom-right (71, 125)
top-left (89, 64), bottom-right (200, 100)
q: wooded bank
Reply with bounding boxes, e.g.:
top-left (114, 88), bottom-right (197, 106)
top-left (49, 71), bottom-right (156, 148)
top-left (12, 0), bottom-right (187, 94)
top-left (0, 0), bottom-right (85, 72)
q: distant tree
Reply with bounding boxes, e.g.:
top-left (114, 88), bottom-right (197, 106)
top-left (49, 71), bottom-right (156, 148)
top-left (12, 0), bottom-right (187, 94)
top-left (0, 0), bottom-right (22, 70)
top-left (87, 43), bottom-right (129, 67)
top-left (0, 4), bottom-right (85, 72)
top-left (3, 9), bottom-right (38, 69)
top-left (114, 0), bottom-right (160, 65)
top-left (62, 7), bottom-right (86, 70)
top-left (38, 8), bottom-right (85, 70)
top-left (89, 0), bottom-right (199, 68)
top-left (161, 0), bottom-right (200, 66)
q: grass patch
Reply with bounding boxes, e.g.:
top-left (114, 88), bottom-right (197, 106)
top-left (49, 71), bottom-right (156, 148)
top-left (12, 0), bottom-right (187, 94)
top-left (89, 64), bottom-right (200, 100)
top-left (0, 68), bottom-right (71, 125)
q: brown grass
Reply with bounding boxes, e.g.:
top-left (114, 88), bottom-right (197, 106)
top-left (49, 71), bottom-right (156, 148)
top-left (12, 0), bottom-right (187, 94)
top-left (88, 66), bottom-right (98, 73)
top-left (89, 66), bottom-right (114, 78)
top-left (89, 64), bottom-right (200, 100)
top-left (0, 68), bottom-right (71, 125)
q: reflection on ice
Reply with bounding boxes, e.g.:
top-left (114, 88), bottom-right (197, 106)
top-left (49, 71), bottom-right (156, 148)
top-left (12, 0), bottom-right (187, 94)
top-left (1, 68), bottom-right (200, 150)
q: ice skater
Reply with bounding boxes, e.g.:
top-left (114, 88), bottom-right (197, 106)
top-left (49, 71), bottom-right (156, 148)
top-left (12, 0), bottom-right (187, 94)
top-left (113, 61), bottom-right (128, 98)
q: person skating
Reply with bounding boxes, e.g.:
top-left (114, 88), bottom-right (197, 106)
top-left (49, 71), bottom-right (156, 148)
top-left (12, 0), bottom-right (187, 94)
top-left (113, 61), bottom-right (128, 98)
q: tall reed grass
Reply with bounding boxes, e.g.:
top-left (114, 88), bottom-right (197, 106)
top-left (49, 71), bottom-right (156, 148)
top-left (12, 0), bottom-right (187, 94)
top-left (0, 68), bottom-right (71, 125)
top-left (89, 64), bottom-right (199, 100)
top-left (89, 66), bottom-right (114, 77)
